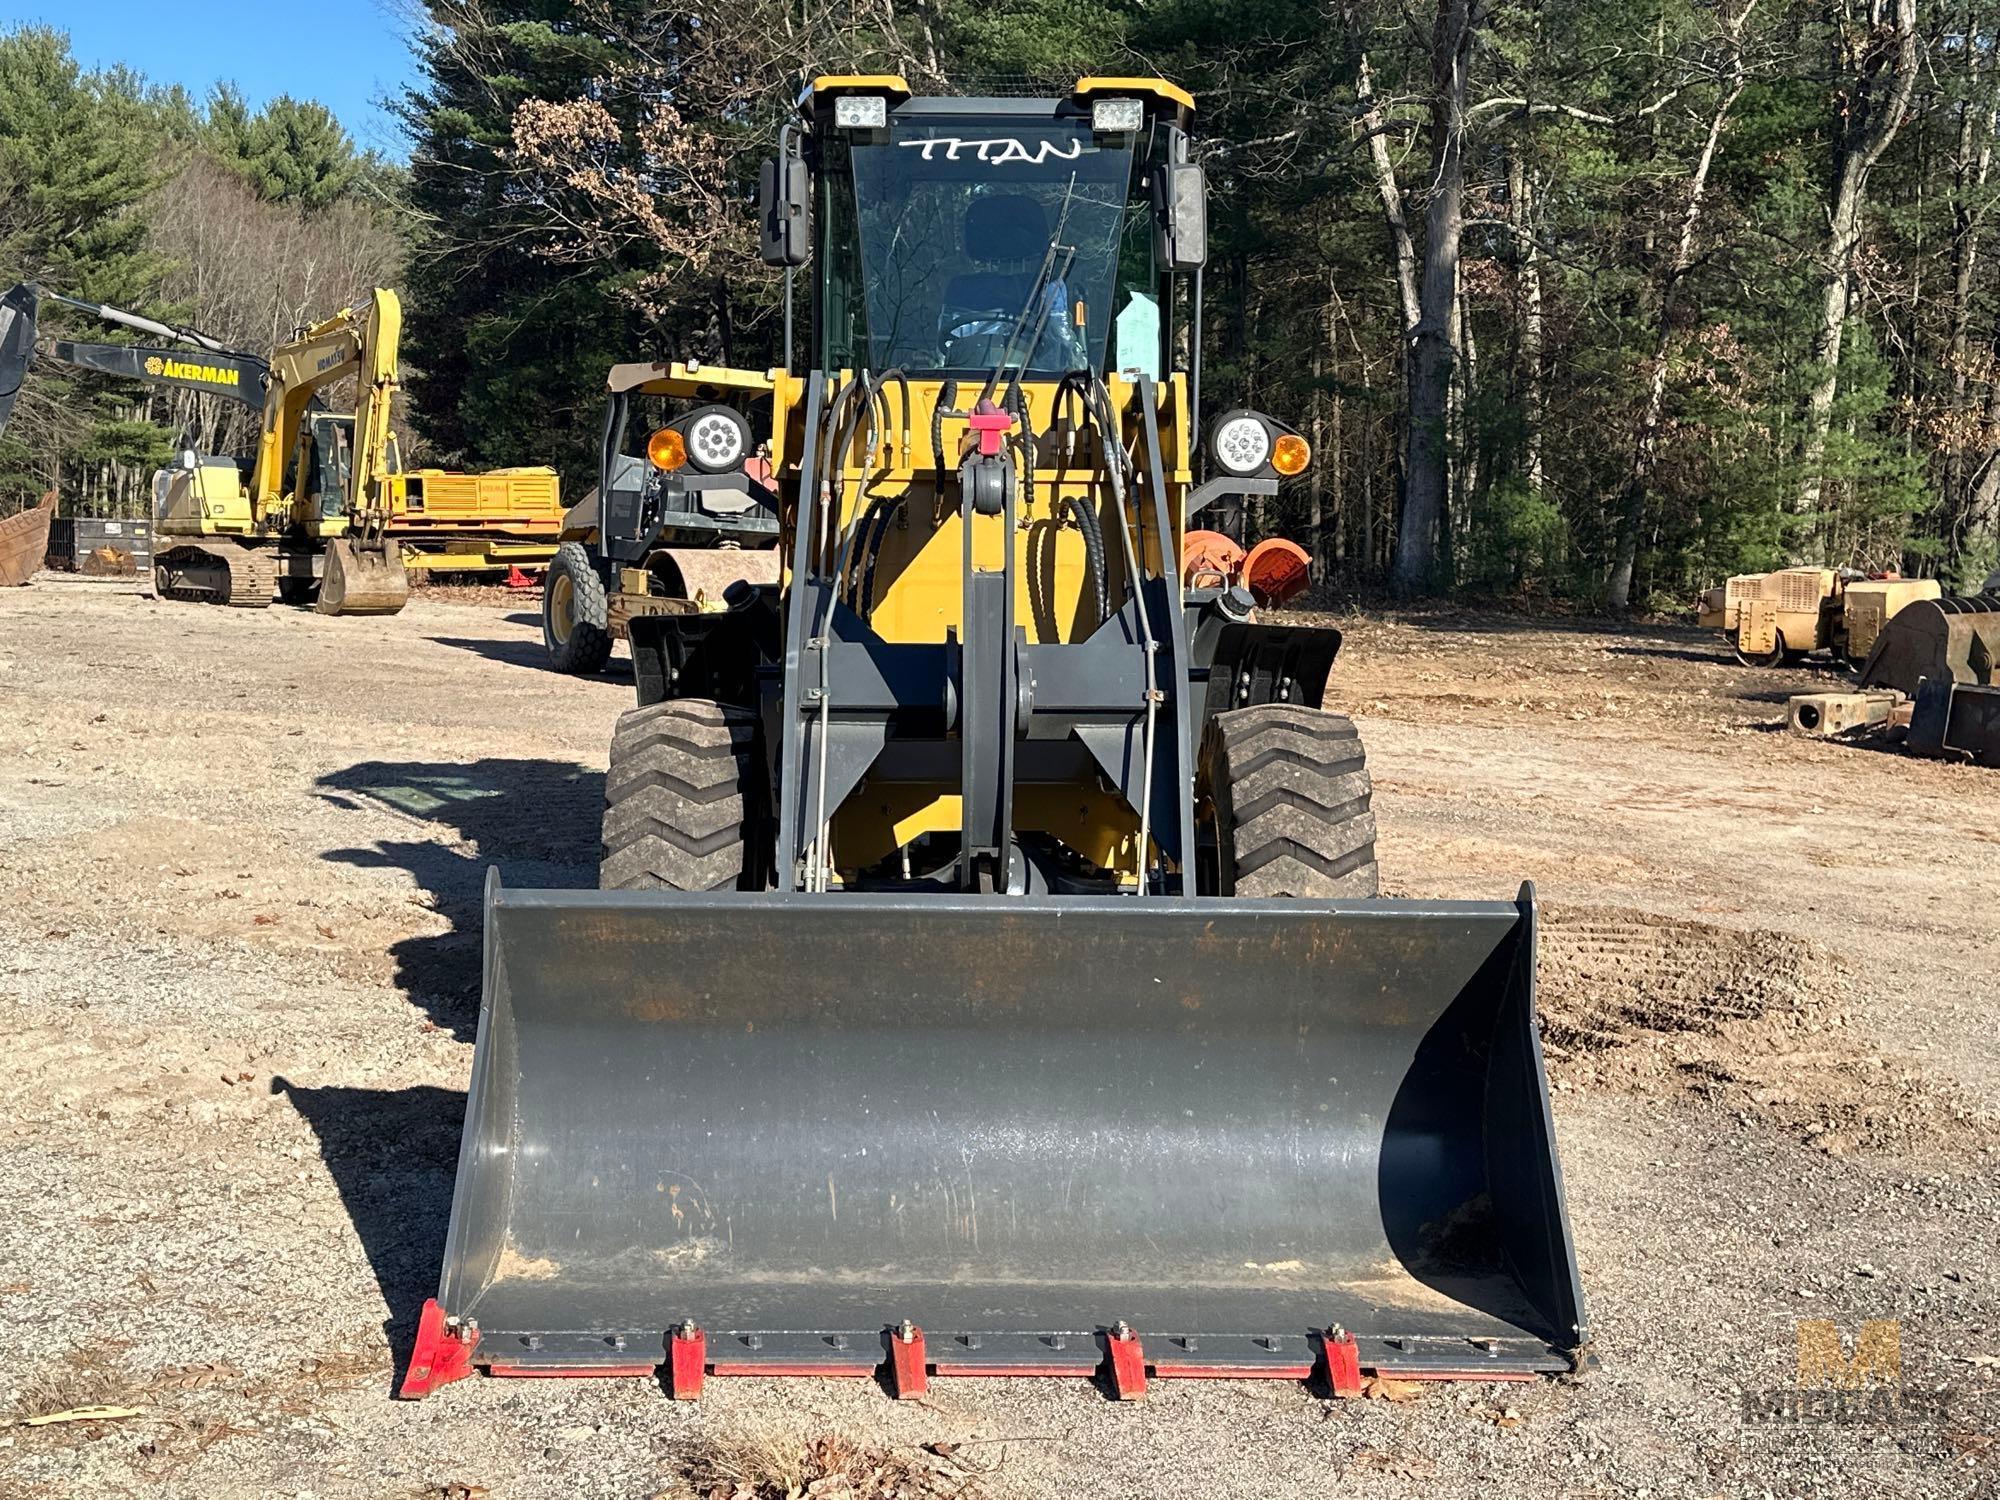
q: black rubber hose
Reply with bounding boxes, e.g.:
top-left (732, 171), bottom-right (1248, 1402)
top-left (859, 496), bottom-right (906, 618)
top-left (875, 368), bottom-right (909, 468)
top-left (1068, 494), bottom-right (1108, 625)
top-left (931, 377), bottom-right (960, 490)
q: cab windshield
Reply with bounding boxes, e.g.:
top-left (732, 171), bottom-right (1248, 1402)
top-left (827, 118), bottom-right (1139, 377)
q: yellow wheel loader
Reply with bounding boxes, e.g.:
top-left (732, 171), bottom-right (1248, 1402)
top-left (405, 77), bottom-right (1585, 1405)
top-left (538, 365), bottom-right (784, 675)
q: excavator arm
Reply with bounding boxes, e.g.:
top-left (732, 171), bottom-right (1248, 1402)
top-left (0, 283), bottom-right (268, 445)
top-left (250, 289), bottom-right (401, 535)
top-left (253, 290), bottom-right (407, 614)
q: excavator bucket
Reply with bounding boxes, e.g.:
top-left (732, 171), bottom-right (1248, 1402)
top-left (0, 283), bottom-right (36, 443)
top-left (317, 537), bottom-right (410, 616)
top-left (412, 875), bottom-right (1585, 1395)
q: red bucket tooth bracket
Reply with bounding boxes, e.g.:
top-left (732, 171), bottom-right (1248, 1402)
top-left (669, 1321), bottom-right (708, 1400)
top-left (888, 1320), bottom-right (929, 1399)
top-left (1320, 1326), bottom-right (1364, 1398)
top-left (399, 1298), bottom-right (477, 1399)
top-left (1104, 1322), bottom-right (1148, 1402)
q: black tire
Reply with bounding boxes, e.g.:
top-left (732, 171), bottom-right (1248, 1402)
top-left (1199, 704), bottom-right (1380, 898)
top-left (600, 699), bottom-right (769, 891)
top-left (277, 576), bottom-right (319, 606)
top-left (544, 540), bottom-right (613, 674)
top-left (1733, 630), bottom-right (1787, 668)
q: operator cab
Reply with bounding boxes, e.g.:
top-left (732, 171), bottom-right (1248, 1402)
top-left (797, 80), bottom-right (1203, 387)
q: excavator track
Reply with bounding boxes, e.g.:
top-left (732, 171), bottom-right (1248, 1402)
top-left (153, 541), bottom-right (278, 608)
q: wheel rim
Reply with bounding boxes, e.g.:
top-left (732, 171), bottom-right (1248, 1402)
top-left (549, 573), bottom-right (574, 644)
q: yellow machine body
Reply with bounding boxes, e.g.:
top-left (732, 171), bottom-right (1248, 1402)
top-left (1700, 566), bottom-right (1939, 666)
top-left (610, 358), bottom-right (1193, 880)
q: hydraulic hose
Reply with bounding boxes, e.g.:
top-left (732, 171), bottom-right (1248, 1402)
top-left (1067, 494), bottom-right (1108, 625)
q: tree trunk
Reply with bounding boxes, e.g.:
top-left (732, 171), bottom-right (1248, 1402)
top-left (1309, 341), bottom-right (1327, 579)
top-left (1797, 0), bottom-right (1921, 515)
top-left (1451, 271), bottom-right (1481, 581)
top-left (1939, 13), bottom-right (1998, 575)
top-left (1607, 11), bottom-right (1751, 610)
top-left (1508, 152), bottom-right (1546, 497)
top-left (1969, 310), bottom-right (2000, 555)
top-left (1394, 0), bottom-right (1484, 596)
top-left (1357, 54), bottom-right (1421, 336)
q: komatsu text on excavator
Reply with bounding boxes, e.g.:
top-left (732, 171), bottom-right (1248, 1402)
top-left (406, 76), bottom-right (1586, 1405)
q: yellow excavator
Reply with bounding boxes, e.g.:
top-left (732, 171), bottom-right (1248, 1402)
top-left (152, 288), bottom-right (409, 612)
top-left (5, 281), bottom-right (563, 601)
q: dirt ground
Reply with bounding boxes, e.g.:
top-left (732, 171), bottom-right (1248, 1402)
top-left (1, 575), bottom-right (1996, 1500)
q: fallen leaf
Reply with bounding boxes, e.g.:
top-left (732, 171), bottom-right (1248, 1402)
top-left (1347, 1449), bottom-right (1436, 1478)
top-left (21, 1405), bottom-right (144, 1427)
top-left (1362, 1375), bottom-right (1425, 1402)
top-left (316, 923), bottom-right (336, 939)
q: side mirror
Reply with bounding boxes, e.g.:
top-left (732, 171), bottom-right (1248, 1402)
top-left (758, 155), bottom-right (810, 268)
top-left (1154, 162), bottom-right (1207, 272)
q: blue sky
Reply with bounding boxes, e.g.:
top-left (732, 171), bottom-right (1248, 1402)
top-left (0, 0), bottom-right (421, 158)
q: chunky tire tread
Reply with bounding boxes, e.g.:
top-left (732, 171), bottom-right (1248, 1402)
top-left (1202, 705), bottom-right (1380, 898)
top-left (545, 540), bottom-right (614, 675)
top-left (600, 699), bottom-right (766, 891)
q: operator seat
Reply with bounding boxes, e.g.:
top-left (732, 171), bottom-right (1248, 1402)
top-left (939, 194), bottom-right (1050, 345)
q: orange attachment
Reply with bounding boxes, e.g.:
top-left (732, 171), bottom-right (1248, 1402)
top-left (1242, 538), bottom-right (1311, 607)
top-left (1182, 529), bottom-right (1246, 591)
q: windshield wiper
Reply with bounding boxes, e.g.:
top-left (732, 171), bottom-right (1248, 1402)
top-left (979, 172), bottom-right (1078, 403)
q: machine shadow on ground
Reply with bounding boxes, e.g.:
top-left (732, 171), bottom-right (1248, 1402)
top-left (314, 757), bottom-right (604, 1039)
top-left (431, 633), bottom-right (635, 680)
top-left (1597, 642), bottom-right (1741, 667)
top-left (273, 1077), bottom-right (465, 1383)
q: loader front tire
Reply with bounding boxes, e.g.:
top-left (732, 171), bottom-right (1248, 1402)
top-left (544, 541), bottom-right (614, 675)
top-left (600, 699), bottom-right (769, 891)
top-left (1200, 704), bottom-right (1379, 898)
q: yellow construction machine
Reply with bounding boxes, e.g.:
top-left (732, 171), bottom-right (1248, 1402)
top-left (403, 76), bottom-right (1583, 1407)
top-left (152, 289), bottom-right (410, 611)
top-left (1698, 566), bottom-right (1939, 667)
top-left (537, 363), bottom-right (786, 673)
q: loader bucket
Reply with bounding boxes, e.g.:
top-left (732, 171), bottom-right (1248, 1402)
top-left (423, 876), bottom-right (1585, 1392)
top-left (316, 537), bottom-right (410, 615)
top-left (1857, 593), bottom-right (2000, 696)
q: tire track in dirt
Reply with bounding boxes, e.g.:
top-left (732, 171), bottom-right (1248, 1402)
top-left (1539, 906), bottom-right (1991, 1161)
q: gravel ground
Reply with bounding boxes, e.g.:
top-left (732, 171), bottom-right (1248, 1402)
top-left (0, 576), bottom-right (1995, 1500)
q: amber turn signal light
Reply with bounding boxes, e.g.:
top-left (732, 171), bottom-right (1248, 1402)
top-left (647, 427), bottom-right (687, 471)
top-left (1271, 433), bottom-right (1311, 476)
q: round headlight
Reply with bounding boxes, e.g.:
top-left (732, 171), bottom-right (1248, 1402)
top-left (1211, 413), bottom-right (1272, 476)
top-left (685, 407), bottom-right (749, 473)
